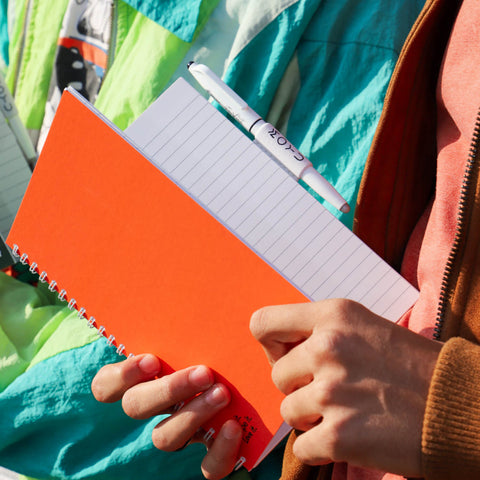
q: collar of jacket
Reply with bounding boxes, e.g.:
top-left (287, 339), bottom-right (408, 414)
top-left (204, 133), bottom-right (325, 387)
top-left (353, 0), bottom-right (462, 271)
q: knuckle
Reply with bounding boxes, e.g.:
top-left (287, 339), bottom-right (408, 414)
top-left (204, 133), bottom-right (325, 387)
top-left (280, 395), bottom-right (322, 430)
top-left (111, 362), bottom-right (133, 388)
top-left (90, 364), bottom-right (123, 402)
top-left (328, 297), bottom-right (356, 315)
top-left (270, 361), bottom-right (283, 389)
top-left (151, 426), bottom-right (179, 452)
top-left (311, 381), bottom-right (335, 409)
top-left (325, 431), bottom-right (344, 463)
top-left (307, 329), bottom-right (347, 362)
top-left (271, 358), bottom-right (305, 394)
top-left (310, 419), bottom-right (346, 463)
top-left (152, 373), bottom-right (180, 407)
top-left (328, 298), bottom-right (367, 326)
top-left (279, 397), bottom-right (292, 425)
top-left (121, 388), bottom-right (145, 419)
top-left (279, 396), bottom-right (303, 427)
top-left (157, 375), bottom-right (176, 404)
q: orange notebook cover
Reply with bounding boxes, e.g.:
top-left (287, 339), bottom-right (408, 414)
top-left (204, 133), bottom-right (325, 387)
top-left (7, 90), bottom-right (308, 470)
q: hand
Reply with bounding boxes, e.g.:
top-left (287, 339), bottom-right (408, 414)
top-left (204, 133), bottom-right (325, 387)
top-left (91, 355), bottom-right (242, 480)
top-left (250, 299), bottom-right (442, 477)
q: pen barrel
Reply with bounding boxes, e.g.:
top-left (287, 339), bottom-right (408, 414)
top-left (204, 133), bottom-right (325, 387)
top-left (252, 121), bottom-right (349, 213)
top-left (0, 83), bottom-right (18, 120)
top-left (0, 73), bottom-right (19, 119)
top-left (251, 121), bottom-right (312, 178)
top-left (0, 73), bottom-right (37, 164)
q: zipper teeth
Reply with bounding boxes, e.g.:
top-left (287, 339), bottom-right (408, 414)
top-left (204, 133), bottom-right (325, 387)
top-left (433, 111), bottom-right (480, 340)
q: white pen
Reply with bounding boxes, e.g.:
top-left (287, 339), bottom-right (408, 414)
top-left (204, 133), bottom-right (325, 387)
top-left (0, 73), bottom-right (37, 166)
top-left (187, 62), bottom-right (350, 214)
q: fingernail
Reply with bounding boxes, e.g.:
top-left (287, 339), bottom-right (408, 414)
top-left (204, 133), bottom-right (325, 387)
top-left (222, 420), bottom-right (241, 440)
top-left (189, 366), bottom-right (214, 390)
top-left (138, 355), bottom-right (161, 375)
top-left (204, 384), bottom-right (229, 407)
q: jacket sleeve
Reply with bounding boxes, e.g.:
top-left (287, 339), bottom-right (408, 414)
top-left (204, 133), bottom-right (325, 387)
top-left (422, 336), bottom-right (480, 478)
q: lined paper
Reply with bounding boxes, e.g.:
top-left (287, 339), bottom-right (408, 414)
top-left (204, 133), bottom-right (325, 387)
top-left (0, 113), bottom-right (31, 239)
top-left (126, 78), bottom-right (418, 321)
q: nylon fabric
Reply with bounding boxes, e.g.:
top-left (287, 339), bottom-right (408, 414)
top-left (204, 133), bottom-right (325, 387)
top-left (0, 1), bottom-right (424, 479)
top-left (121, 0), bottom-right (210, 42)
top-left (0, 273), bottom-right (98, 392)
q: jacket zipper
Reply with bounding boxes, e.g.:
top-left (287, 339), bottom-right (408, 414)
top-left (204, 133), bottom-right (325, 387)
top-left (433, 109), bottom-right (480, 340)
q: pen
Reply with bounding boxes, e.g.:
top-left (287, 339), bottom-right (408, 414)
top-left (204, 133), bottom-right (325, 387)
top-left (187, 61), bottom-right (350, 214)
top-left (0, 73), bottom-right (37, 166)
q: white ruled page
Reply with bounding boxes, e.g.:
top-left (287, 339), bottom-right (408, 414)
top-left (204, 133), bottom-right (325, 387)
top-left (126, 78), bottom-right (418, 321)
top-left (0, 114), bottom-right (31, 239)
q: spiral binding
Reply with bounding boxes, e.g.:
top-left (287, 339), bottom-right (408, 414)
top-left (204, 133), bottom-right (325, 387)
top-left (11, 244), bottom-right (129, 357)
top-left (203, 428), bottom-right (216, 442)
top-left (201, 428), bottom-right (245, 470)
top-left (202, 426), bottom-right (246, 470)
top-left (11, 244), bottom-right (249, 470)
top-left (234, 457), bottom-right (246, 471)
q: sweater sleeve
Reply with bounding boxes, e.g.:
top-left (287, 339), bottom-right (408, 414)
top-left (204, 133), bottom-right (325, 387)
top-left (422, 336), bottom-right (480, 478)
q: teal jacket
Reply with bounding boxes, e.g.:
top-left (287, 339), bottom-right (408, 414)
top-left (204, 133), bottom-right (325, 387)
top-left (0, 1), bottom-right (423, 479)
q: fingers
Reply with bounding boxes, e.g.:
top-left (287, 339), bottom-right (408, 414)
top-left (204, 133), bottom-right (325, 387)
top-left (271, 342), bottom-right (314, 394)
top-left (91, 354), bottom-right (162, 403)
top-left (271, 326), bottom-right (347, 395)
top-left (292, 424), bottom-right (334, 466)
top-left (151, 383), bottom-right (231, 451)
top-left (92, 356), bottom-right (241, 477)
top-left (250, 302), bottom-right (317, 363)
top-left (201, 420), bottom-right (243, 480)
top-left (280, 383), bottom-right (324, 431)
top-left (250, 299), bottom-right (380, 369)
top-left (122, 365), bottom-right (215, 419)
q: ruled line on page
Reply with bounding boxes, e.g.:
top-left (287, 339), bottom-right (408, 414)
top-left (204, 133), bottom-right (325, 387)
top-left (228, 169), bottom-right (288, 234)
top-left (125, 78), bottom-right (418, 321)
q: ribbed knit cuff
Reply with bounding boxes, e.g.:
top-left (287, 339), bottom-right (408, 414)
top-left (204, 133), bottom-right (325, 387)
top-left (422, 337), bottom-right (480, 478)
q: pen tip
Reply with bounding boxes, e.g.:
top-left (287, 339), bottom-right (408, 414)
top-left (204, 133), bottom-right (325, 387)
top-left (340, 203), bottom-right (351, 214)
top-left (187, 61), bottom-right (194, 69)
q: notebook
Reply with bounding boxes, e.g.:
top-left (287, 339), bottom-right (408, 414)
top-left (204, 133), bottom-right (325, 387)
top-left (7, 79), bottom-right (419, 470)
top-left (0, 108), bottom-right (32, 268)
